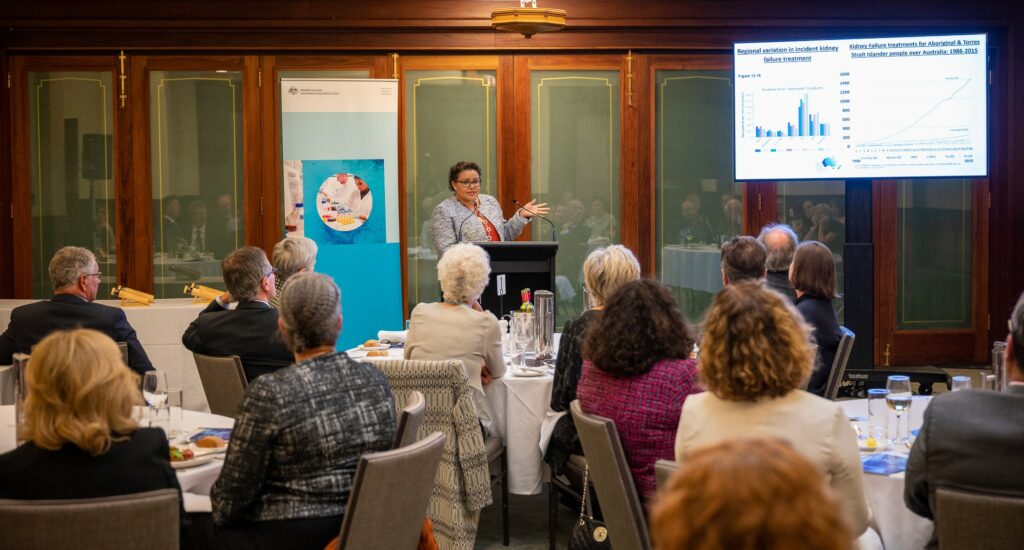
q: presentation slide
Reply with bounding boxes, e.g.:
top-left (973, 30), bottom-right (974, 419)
top-left (734, 34), bottom-right (987, 181)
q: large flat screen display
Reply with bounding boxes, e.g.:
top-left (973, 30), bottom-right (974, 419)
top-left (734, 34), bottom-right (987, 181)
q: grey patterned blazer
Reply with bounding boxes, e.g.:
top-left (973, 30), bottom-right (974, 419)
top-left (429, 194), bottom-right (529, 255)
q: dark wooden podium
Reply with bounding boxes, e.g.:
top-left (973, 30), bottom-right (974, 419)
top-left (477, 242), bottom-right (558, 320)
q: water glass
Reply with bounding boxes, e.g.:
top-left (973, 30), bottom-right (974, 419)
top-left (511, 312), bottom-right (534, 369)
top-left (950, 375), bottom-right (971, 392)
top-left (166, 388), bottom-right (184, 437)
top-left (886, 375), bottom-right (913, 448)
top-left (142, 371), bottom-right (168, 408)
top-left (146, 406), bottom-right (170, 437)
top-left (866, 388), bottom-right (890, 446)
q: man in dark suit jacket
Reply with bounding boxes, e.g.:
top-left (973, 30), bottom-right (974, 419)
top-left (905, 291), bottom-right (1024, 545)
top-left (182, 246), bottom-right (292, 381)
top-left (0, 246), bottom-right (153, 375)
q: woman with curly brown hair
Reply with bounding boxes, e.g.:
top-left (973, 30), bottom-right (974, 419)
top-left (577, 278), bottom-right (699, 500)
top-left (651, 437), bottom-right (851, 550)
top-left (674, 280), bottom-right (872, 541)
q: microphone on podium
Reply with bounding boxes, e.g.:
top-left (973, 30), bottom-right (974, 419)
top-left (456, 198), bottom-right (480, 243)
top-left (513, 199), bottom-right (557, 242)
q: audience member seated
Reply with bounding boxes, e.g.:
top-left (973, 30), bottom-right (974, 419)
top-left (268, 236), bottom-right (318, 309)
top-left (651, 437), bottom-right (850, 550)
top-left (758, 223), bottom-right (799, 302)
top-left (405, 243), bottom-right (505, 433)
top-left (577, 278), bottom-right (700, 501)
top-left (0, 329), bottom-right (181, 510)
top-left (182, 246), bottom-right (293, 382)
top-left (0, 246), bottom-right (153, 374)
top-left (189, 273), bottom-right (397, 550)
top-left (804, 203), bottom-right (845, 254)
top-left (904, 290), bottom-right (1024, 545)
top-left (790, 241), bottom-right (843, 396)
top-left (720, 236), bottom-right (767, 286)
top-left (672, 198), bottom-right (714, 245)
top-left (675, 281), bottom-right (870, 539)
top-left (545, 244), bottom-right (641, 476)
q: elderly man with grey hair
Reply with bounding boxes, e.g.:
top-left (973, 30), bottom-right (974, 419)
top-left (182, 246), bottom-right (292, 381)
top-left (268, 236), bottom-right (318, 309)
top-left (758, 223), bottom-right (799, 302)
top-left (0, 246), bottom-right (153, 374)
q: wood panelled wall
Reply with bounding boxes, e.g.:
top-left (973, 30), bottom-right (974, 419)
top-left (2, 0), bottom-right (1023, 331)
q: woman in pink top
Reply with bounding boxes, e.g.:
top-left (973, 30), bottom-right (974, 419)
top-left (576, 278), bottom-right (700, 500)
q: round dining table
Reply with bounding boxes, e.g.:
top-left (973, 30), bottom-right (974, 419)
top-left (0, 405), bottom-right (233, 510)
top-left (839, 396), bottom-right (933, 550)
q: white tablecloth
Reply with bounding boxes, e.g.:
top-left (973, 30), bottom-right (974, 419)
top-left (0, 405), bottom-right (233, 498)
top-left (839, 397), bottom-right (933, 550)
top-left (351, 337), bottom-right (559, 496)
top-left (0, 298), bottom-right (210, 412)
top-left (660, 245), bottom-right (723, 293)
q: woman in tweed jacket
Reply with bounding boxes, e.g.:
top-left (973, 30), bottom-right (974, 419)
top-left (429, 160), bottom-right (549, 255)
top-left (189, 273), bottom-right (396, 549)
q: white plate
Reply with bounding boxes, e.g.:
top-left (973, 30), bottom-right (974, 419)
top-left (357, 343), bottom-right (391, 351)
top-left (511, 368), bottom-right (547, 378)
top-left (171, 454), bottom-right (219, 470)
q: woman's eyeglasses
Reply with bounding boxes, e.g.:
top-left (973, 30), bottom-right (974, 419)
top-left (455, 179), bottom-right (482, 188)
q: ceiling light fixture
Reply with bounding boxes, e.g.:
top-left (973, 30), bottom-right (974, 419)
top-left (491, 1), bottom-right (567, 38)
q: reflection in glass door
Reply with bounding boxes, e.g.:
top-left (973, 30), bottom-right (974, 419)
top-left (530, 70), bottom-right (621, 318)
top-left (28, 72), bottom-right (116, 297)
top-left (150, 71), bottom-right (244, 297)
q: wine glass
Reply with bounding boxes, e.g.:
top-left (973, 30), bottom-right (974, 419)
top-left (142, 371), bottom-right (168, 409)
top-left (885, 375), bottom-right (912, 448)
top-left (511, 312), bottom-right (534, 369)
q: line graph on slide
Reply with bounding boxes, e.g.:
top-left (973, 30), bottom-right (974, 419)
top-left (855, 78), bottom-right (976, 148)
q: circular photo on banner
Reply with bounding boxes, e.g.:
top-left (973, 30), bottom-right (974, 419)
top-left (316, 173), bottom-right (373, 232)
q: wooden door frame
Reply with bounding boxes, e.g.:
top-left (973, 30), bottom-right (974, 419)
top-left (129, 54), bottom-right (260, 293)
top-left (874, 179), bottom-right (990, 365)
top-left (260, 54), bottom-right (388, 254)
top-left (513, 53), bottom-right (637, 264)
top-left (9, 55), bottom-right (125, 297)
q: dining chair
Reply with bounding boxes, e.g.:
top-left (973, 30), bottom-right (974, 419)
top-left (654, 459), bottom-right (681, 493)
top-left (825, 326), bottom-right (856, 400)
top-left (935, 487), bottom-right (1024, 548)
top-left (0, 488), bottom-right (180, 550)
top-left (336, 432), bottom-right (446, 550)
top-left (393, 390), bottom-right (425, 448)
top-left (570, 400), bottom-right (652, 550)
top-left (371, 358), bottom-right (504, 549)
top-left (192, 352), bottom-right (247, 417)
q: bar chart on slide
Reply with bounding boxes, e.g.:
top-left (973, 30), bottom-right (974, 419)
top-left (734, 33), bottom-right (987, 180)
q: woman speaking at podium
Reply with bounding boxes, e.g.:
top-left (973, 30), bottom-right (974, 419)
top-left (429, 161), bottom-right (549, 255)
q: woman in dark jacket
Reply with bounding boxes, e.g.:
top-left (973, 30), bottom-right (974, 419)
top-left (790, 240), bottom-right (842, 396)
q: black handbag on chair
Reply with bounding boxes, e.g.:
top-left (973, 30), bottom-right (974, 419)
top-left (568, 463), bottom-right (610, 550)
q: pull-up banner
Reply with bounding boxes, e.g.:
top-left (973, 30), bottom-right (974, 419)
top-left (280, 79), bottom-right (401, 350)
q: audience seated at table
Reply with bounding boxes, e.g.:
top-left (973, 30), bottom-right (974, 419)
top-left (268, 236), bottom-right (317, 309)
top-left (651, 437), bottom-right (851, 550)
top-left (0, 246), bottom-right (153, 374)
top-left (719, 235), bottom-right (768, 286)
top-left (758, 223), bottom-right (799, 302)
top-left (182, 246), bottom-right (292, 381)
top-left (546, 244), bottom-right (640, 476)
top-left (790, 241), bottom-right (843, 397)
top-left (675, 281), bottom-right (871, 540)
top-left (405, 242), bottom-right (505, 434)
top-left (189, 273), bottom-right (396, 550)
top-left (577, 278), bottom-right (700, 501)
top-left (0, 329), bottom-right (181, 512)
top-left (904, 290), bottom-right (1024, 546)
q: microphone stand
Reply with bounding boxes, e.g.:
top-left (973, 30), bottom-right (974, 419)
top-left (456, 201), bottom-right (479, 243)
top-left (514, 200), bottom-right (557, 242)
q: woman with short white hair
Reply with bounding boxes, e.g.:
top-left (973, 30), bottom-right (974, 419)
top-left (269, 236), bottom-right (318, 308)
top-left (405, 242), bottom-right (505, 431)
